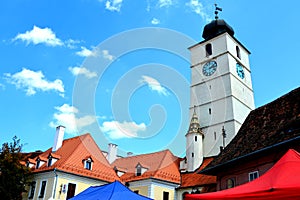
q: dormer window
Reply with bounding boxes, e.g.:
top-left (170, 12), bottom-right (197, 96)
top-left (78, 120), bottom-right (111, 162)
top-left (83, 157), bottom-right (93, 170)
top-left (47, 153), bottom-right (60, 167)
top-left (114, 166), bottom-right (126, 177)
top-left (35, 156), bottom-right (47, 169)
top-left (48, 157), bottom-right (52, 167)
top-left (136, 166), bottom-right (142, 176)
top-left (135, 163), bottom-right (148, 176)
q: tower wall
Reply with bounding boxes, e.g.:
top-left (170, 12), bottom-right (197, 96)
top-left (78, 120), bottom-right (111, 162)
top-left (189, 32), bottom-right (254, 157)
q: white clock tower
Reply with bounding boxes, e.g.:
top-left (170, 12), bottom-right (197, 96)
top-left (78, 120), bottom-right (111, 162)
top-left (189, 13), bottom-right (255, 158)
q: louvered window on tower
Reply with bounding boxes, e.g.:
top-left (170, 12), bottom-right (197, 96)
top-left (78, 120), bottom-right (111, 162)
top-left (206, 43), bottom-right (212, 56)
top-left (236, 45), bottom-right (241, 59)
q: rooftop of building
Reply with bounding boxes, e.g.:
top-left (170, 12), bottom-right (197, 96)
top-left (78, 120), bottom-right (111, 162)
top-left (202, 86), bottom-right (300, 174)
top-left (112, 149), bottom-right (181, 184)
top-left (27, 133), bottom-right (119, 182)
top-left (180, 157), bottom-right (216, 189)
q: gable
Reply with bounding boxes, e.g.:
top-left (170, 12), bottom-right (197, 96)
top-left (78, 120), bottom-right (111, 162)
top-left (30, 133), bottom-right (119, 182)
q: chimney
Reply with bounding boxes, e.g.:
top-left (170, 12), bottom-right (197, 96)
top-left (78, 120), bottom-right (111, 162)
top-left (52, 125), bottom-right (65, 152)
top-left (107, 143), bottom-right (118, 163)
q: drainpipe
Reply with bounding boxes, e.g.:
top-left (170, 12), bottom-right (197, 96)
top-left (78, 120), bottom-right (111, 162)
top-left (53, 168), bottom-right (58, 199)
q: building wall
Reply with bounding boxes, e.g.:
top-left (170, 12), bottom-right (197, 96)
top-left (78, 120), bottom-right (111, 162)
top-left (216, 147), bottom-right (300, 191)
top-left (153, 185), bottom-right (175, 200)
top-left (23, 170), bottom-right (108, 200)
top-left (129, 179), bottom-right (179, 200)
top-left (129, 185), bottom-right (149, 197)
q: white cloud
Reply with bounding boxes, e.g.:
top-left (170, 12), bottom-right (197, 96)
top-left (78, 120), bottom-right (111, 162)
top-left (68, 66), bottom-right (98, 79)
top-left (102, 49), bottom-right (115, 61)
top-left (75, 46), bottom-right (115, 61)
top-left (157, 0), bottom-right (174, 8)
top-left (186, 0), bottom-right (212, 22)
top-left (76, 46), bottom-right (97, 57)
top-left (4, 68), bottom-right (64, 96)
top-left (65, 39), bottom-right (81, 49)
top-left (14, 26), bottom-right (63, 47)
top-left (49, 104), bottom-right (97, 135)
top-left (140, 75), bottom-right (169, 96)
top-left (105, 0), bottom-right (123, 12)
top-left (151, 18), bottom-right (160, 25)
top-left (100, 120), bottom-right (146, 139)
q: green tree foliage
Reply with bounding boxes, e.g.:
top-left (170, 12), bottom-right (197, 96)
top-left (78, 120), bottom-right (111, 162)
top-left (0, 136), bottom-right (32, 200)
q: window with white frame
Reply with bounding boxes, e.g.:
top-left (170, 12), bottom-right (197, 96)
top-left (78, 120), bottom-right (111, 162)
top-left (38, 180), bottom-right (47, 198)
top-left (28, 181), bottom-right (36, 199)
top-left (249, 171), bottom-right (259, 182)
top-left (84, 158), bottom-right (93, 170)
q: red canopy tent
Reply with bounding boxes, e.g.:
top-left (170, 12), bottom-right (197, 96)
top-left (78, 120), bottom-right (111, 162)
top-left (185, 149), bottom-right (300, 200)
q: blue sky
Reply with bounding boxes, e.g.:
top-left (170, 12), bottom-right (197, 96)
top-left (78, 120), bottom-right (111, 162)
top-left (0, 0), bottom-right (299, 157)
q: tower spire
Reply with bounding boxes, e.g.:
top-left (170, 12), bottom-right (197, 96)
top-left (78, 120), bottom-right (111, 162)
top-left (214, 3), bottom-right (222, 20)
top-left (187, 106), bottom-right (203, 136)
top-left (186, 106), bottom-right (204, 171)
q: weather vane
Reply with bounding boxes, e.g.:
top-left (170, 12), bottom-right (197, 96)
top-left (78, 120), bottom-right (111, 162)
top-left (214, 3), bottom-right (222, 20)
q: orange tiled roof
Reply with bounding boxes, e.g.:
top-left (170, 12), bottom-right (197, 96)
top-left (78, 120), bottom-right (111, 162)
top-left (31, 133), bottom-right (119, 182)
top-left (112, 150), bottom-right (181, 184)
top-left (180, 157), bottom-right (216, 188)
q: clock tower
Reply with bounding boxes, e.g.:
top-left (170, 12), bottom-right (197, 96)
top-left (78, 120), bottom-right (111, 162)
top-left (189, 13), bottom-right (255, 157)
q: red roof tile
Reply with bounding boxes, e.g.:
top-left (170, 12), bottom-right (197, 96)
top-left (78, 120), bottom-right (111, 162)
top-left (112, 150), bottom-right (181, 184)
top-left (180, 157), bottom-right (216, 188)
top-left (31, 133), bottom-right (119, 182)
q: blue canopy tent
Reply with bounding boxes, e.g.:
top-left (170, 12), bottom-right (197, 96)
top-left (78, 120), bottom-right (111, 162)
top-left (70, 181), bottom-right (153, 200)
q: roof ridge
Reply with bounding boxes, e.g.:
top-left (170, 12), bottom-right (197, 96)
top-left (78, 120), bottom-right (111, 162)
top-left (114, 149), bottom-right (172, 161)
top-left (255, 86), bottom-right (300, 111)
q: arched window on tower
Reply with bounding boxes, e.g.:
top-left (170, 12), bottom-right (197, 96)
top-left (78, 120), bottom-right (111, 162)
top-left (205, 43), bottom-right (212, 57)
top-left (195, 136), bottom-right (197, 142)
top-left (236, 46), bottom-right (241, 59)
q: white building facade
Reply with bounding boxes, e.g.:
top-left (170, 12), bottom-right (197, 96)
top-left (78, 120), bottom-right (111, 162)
top-left (188, 19), bottom-right (255, 160)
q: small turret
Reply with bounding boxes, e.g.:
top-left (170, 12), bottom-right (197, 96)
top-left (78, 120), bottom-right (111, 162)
top-left (186, 106), bottom-right (204, 172)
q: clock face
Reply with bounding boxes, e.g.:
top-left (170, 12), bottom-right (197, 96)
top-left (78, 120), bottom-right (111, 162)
top-left (236, 63), bottom-right (245, 79)
top-left (202, 61), bottom-right (217, 76)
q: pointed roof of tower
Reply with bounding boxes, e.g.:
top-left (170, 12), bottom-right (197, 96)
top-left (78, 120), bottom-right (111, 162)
top-left (186, 106), bottom-right (204, 136)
